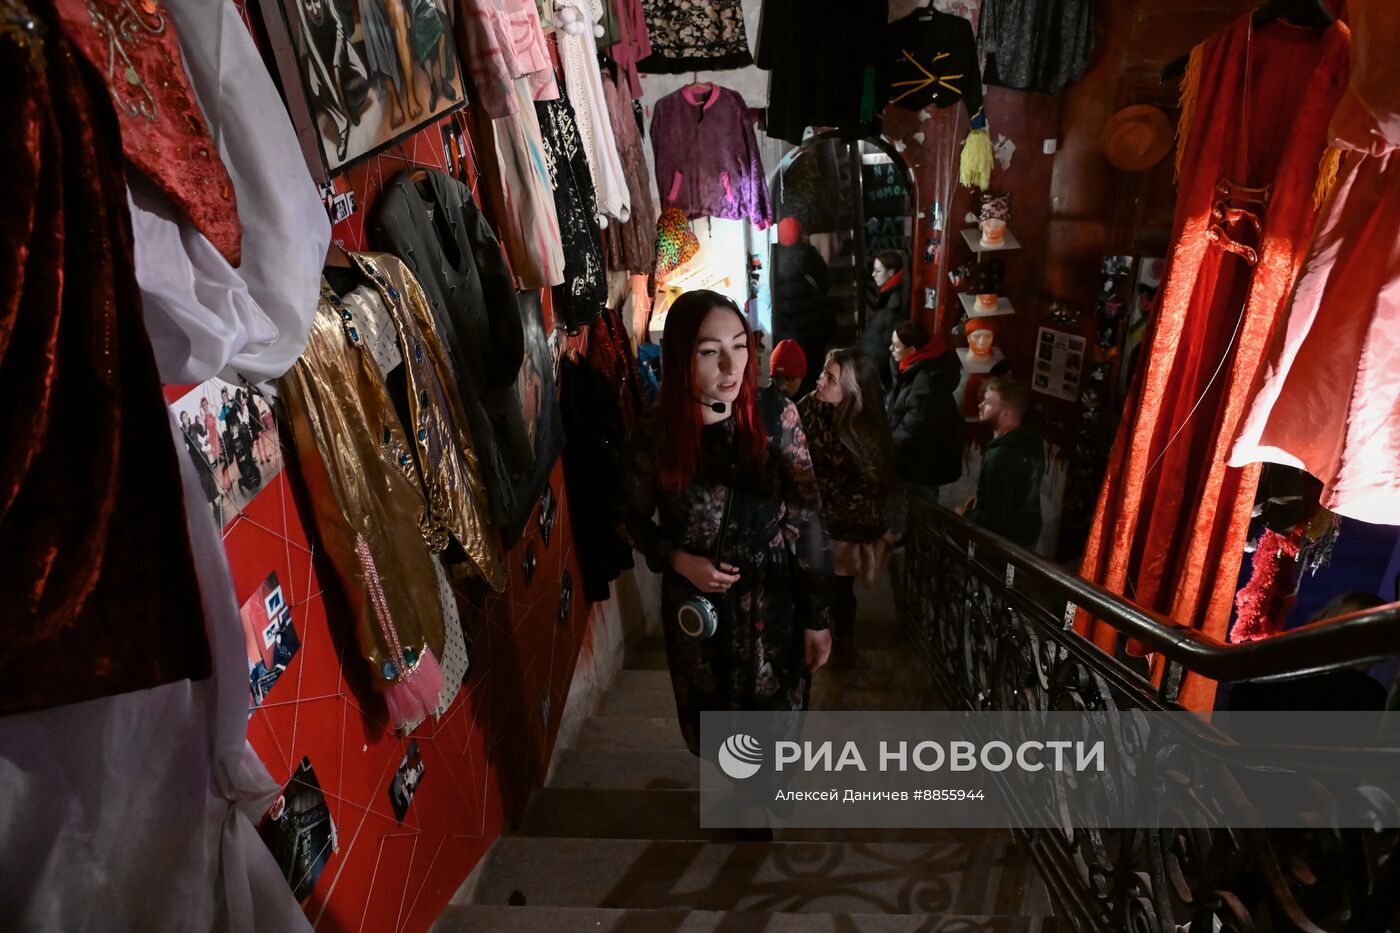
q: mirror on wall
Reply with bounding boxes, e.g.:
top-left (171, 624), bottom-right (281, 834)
top-left (766, 133), bottom-right (914, 394)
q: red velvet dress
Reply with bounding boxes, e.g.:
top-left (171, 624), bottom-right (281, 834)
top-left (0, 0), bottom-right (210, 713)
top-left (1075, 17), bottom-right (1350, 711)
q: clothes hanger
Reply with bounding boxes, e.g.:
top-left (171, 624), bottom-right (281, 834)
top-left (1161, 0), bottom-right (1333, 82)
top-left (688, 71), bottom-right (711, 92)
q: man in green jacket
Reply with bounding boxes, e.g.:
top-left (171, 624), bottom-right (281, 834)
top-left (959, 375), bottom-right (1044, 549)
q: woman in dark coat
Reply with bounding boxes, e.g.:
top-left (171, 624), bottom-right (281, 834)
top-left (860, 250), bottom-right (909, 387)
top-left (617, 290), bottom-right (833, 756)
top-left (887, 320), bottom-right (962, 504)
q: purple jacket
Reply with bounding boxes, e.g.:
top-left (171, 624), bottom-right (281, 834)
top-left (650, 84), bottom-right (772, 229)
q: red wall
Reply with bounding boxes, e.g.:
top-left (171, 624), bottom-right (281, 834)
top-left (169, 8), bottom-right (597, 928)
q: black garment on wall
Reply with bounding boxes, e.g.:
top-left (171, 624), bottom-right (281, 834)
top-left (882, 9), bottom-right (984, 120)
top-left (559, 354), bottom-right (635, 602)
top-left (535, 94), bottom-right (607, 333)
top-left (979, 0), bottom-right (1094, 95)
top-left (369, 169), bottom-right (530, 526)
top-left (756, 0), bottom-right (889, 145)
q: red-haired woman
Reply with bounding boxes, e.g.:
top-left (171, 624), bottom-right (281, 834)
top-left (618, 290), bottom-right (833, 756)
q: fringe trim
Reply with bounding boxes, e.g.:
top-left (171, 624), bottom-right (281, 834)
top-left (959, 129), bottom-right (993, 191)
top-left (1313, 144), bottom-right (1342, 210)
top-left (1174, 44), bottom-right (1204, 182)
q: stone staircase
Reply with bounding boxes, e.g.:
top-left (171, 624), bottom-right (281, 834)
top-left (434, 579), bottom-right (1058, 932)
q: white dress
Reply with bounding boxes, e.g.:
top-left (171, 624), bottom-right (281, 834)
top-left (555, 0), bottom-right (633, 225)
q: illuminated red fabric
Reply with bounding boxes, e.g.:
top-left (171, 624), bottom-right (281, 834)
top-left (1075, 17), bottom-right (1349, 711)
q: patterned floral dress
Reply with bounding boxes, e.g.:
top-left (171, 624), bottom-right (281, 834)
top-left (619, 390), bottom-right (833, 755)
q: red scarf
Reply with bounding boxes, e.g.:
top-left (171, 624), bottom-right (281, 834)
top-left (878, 269), bottom-right (905, 294)
top-left (898, 337), bottom-right (947, 372)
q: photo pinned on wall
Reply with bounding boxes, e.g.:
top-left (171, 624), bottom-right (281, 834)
top-left (521, 542), bottom-right (538, 588)
top-left (257, 0), bottom-right (468, 182)
top-left (440, 122), bottom-right (460, 177)
top-left (558, 568), bottom-right (573, 627)
top-left (538, 483), bottom-right (557, 548)
top-left (1031, 326), bottom-right (1088, 402)
top-left (547, 326), bottom-right (565, 389)
top-left (388, 739), bottom-right (425, 823)
top-left (242, 571), bottom-right (301, 712)
top-left (260, 757), bottom-right (338, 902)
top-left (171, 376), bottom-right (284, 529)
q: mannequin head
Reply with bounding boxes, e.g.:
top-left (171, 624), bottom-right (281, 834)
top-left (966, 320), bottom-right (997, 360)
top-left (978, 192), bottom-right (1011, 248)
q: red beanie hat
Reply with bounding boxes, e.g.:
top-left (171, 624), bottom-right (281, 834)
top-left (769, 339), bottom-right (807, 379)
top-left (776, 217), bottom-right (801, 246)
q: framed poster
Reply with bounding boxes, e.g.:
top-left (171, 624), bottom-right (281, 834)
top-left (503, 291), bottom-right (565, 545)
top-left (258, 0), bottom-right (467, 181)
top-left (1032, 326), bottom-right (1087, 401)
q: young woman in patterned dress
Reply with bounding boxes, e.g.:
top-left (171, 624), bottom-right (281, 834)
top-left (617, 290), bottom-right (833, 756)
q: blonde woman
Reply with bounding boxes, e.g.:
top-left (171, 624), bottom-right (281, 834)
top-left (798, 348), bottom-right (895, 650)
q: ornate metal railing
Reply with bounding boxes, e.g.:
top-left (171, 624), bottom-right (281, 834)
top-left (895, 499), bottom-right (1400, 932)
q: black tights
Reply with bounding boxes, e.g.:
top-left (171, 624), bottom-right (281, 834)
top-left (832, 574), bottom-right (857, 640)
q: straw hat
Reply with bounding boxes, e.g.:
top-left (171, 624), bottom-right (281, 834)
top-left (1101, 104), bottom-right (1173, 172)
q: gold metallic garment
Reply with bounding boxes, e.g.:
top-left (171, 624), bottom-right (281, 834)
top-left (350, 252), bottom-right (506, 590)
top-left (280, 274), bottom-right (448, 691)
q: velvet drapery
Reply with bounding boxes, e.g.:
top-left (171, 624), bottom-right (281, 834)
top-left (1074, 16), bottom-right (1350, 710)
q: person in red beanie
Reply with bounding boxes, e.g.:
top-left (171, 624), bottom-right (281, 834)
top-left (768, 338), bottom-right (807, 398)
top-left (769, 216), bottom-right (832, 397)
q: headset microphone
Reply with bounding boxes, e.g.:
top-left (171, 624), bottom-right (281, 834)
top-left (696, 397), bottom-right (727, 414)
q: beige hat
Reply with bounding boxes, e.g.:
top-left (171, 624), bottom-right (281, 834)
top-left (1102, 104), bottom-right (1173, 172)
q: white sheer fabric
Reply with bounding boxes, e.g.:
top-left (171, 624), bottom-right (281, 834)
top-left (0, 412), bottom-right (310, 933)
top-left (132, 0), bottom-right (330, 385)
top-left (556, 0), bottom-right (632, 224)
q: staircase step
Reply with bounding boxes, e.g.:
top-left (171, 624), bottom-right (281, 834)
top-left (808, 684), bottom-right (945, 711)
top-left (519, 787), bottom-right (1009, 845)
top-left (597, 670), bottom-right (675, 718)
top-left (550, 748), bottom-right (701, 790)
top-left (519, 787), bottom-right (731, 841)
top-left (467, 836), bottom-right (1051, 916)
top-left (575, 717), bottom-right (690, 751)
top-left (625, 649), bottom-right (670, 671)
top-left (434, 904), bottom-right (1062, 931)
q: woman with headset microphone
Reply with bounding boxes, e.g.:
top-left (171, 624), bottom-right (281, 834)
top-left (617, 289), bottom-right (834, 758)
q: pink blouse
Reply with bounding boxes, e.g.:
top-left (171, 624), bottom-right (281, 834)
top-left (456, 0), bottom-right (560, 118)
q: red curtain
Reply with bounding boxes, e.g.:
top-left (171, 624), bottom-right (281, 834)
top-left (1075, 17), bottom-right (1350, 710)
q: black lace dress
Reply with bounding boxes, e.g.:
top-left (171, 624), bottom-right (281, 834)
top-left (618, 391), bottom-right (833, 755)
top-left (535, 94), bottom-right (607, 333)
